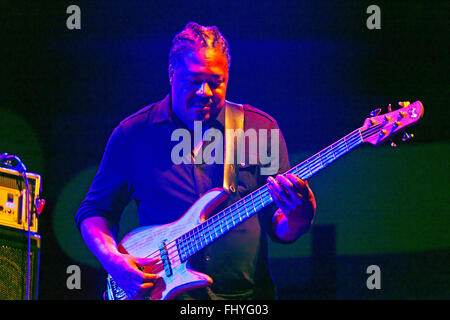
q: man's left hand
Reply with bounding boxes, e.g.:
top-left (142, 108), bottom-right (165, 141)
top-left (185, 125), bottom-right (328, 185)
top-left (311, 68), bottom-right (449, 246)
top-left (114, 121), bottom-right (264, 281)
top-left (267, 174), bottom-right (316, 227)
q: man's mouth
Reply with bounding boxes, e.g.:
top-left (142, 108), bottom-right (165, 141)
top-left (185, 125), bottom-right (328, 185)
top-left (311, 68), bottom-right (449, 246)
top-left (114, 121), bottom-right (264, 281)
top-left (191, 103), bottom-right (214, 111)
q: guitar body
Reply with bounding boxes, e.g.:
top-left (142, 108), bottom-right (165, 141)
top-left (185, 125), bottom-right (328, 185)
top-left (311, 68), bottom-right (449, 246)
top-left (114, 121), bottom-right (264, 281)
top-left (105, 188), bottom-right (228, 300)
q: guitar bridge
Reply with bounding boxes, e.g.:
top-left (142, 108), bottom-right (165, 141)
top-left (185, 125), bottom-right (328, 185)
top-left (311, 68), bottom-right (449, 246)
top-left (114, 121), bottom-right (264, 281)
top-left (159, 241), bottom-right (173, 277)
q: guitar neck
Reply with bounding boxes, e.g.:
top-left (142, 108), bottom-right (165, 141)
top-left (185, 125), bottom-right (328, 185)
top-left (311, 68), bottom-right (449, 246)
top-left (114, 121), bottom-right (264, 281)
top-left (176, 128), bottom-right (364, 262)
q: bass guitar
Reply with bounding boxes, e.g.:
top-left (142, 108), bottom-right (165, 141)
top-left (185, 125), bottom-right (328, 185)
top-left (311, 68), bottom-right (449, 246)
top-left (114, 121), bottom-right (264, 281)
top-left (105, 100), bottom-right (424, 300)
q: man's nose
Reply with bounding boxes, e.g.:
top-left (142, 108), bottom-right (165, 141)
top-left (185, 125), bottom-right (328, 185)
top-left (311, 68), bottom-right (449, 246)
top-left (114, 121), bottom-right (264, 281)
top-left (195, 82), bottom-right (213, 97)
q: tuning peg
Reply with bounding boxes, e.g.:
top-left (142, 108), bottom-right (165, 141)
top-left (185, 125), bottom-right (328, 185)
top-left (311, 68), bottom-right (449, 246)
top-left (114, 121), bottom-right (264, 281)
top-left (370, 108), bottom-right (382, 116)
top-left (390, 140), bottom-right (399, 148)
top-left (402, 132), bottom-right (414, 142)
top-left (388, 104), bottom-right (392, 112)
top-left (398, 101), bottom-right (411, 108)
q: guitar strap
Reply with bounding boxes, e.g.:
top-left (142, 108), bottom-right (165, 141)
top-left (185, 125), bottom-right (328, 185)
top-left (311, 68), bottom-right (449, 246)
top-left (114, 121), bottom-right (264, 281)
top-left (223, 101), bottom-right (244, 194)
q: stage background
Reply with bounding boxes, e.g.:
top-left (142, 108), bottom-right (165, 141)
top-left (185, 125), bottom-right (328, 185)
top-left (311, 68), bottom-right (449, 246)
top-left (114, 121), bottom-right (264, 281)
top-left (1, 0), bottom-right (448, 299)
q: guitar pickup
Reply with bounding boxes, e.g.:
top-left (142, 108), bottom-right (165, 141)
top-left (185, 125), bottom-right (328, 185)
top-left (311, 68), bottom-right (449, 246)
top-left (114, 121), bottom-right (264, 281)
top-left (159, 241), bottom-right (173, 277)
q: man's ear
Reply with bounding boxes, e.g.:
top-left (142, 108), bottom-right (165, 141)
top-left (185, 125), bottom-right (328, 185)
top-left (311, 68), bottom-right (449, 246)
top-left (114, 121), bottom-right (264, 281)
top-left (168, 65), bottom-right (174, 86)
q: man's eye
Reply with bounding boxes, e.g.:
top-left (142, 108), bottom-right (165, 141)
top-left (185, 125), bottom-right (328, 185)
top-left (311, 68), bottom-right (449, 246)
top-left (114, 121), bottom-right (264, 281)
top-left (189, 80), bottom-right (202, 86)
top-left (209, 81), bottom-right (223, 89)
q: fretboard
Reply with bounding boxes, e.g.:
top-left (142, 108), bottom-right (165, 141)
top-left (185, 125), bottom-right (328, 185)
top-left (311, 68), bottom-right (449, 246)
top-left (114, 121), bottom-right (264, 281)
top-left (176, 128), bottom-right (364, 262)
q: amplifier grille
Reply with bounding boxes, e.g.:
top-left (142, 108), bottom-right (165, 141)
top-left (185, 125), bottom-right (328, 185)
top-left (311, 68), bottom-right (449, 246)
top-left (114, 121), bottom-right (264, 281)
top-left (0, 228), bottom-right (40, 300)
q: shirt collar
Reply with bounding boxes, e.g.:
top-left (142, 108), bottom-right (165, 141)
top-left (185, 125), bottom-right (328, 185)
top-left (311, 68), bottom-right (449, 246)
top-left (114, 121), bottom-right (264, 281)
top-left (149, 93), bottom-right (172, 124)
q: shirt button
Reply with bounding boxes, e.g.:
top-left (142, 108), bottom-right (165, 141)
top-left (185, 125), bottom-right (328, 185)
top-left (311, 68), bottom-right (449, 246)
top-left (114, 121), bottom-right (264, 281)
top-left (205, 255), bottom-right (210, 262)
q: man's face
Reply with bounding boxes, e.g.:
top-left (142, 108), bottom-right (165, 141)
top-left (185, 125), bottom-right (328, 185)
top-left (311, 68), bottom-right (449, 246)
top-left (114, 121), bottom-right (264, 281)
top-left (169, 47), bottom-right (229, 129)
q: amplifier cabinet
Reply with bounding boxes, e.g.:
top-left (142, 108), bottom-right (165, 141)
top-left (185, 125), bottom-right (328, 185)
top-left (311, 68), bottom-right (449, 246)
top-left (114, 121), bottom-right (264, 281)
top-left (0, 227), bottom-right (40, 300)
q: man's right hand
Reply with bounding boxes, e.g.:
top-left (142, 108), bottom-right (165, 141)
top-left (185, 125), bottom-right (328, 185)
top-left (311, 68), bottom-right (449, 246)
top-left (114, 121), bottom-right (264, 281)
top-left (104, 252), bottom-right (160, 299)
top-left (79, 217), bottom-right (160, 299)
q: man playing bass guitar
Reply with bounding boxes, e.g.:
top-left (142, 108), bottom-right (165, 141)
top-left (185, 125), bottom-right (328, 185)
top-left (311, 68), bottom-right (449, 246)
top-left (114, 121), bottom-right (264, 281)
top-left (75, 22), bottom-right (316, 300)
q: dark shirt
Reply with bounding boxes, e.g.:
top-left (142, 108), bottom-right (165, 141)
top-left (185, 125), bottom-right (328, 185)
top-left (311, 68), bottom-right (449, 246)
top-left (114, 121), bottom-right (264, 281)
top-left (75, 94), bottom-right (291, 299)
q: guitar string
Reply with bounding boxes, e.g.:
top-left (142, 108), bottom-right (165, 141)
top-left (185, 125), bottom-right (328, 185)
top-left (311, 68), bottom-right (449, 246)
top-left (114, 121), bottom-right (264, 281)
top-left (162, 128), bottom-right (365, 262)
top-left (133, 128), bottom-right (368, 265)
top-left (133, 130), bottom-right (365, 270)
top-left (134, 125), bottom-right (379, 265)
top-left (133, 124), bottom-right (383, 267)
top-left (134, 131), bottom-right (364, 269)
top-left (161, 121), bottom-right (387, 269)
top-left (170, 126), bottom-right (373, 254)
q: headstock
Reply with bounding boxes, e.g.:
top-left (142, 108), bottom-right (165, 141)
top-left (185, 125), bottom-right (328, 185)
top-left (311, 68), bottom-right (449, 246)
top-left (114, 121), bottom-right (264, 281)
top-left (361, 101), bottom-right (424, 146)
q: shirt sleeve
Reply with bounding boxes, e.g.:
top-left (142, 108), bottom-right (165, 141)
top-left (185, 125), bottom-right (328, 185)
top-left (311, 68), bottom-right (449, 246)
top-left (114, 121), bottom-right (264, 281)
top-left (257, 120), bottom-right (292, 243)
top-left (75, 124), bottom-right (133, 231)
